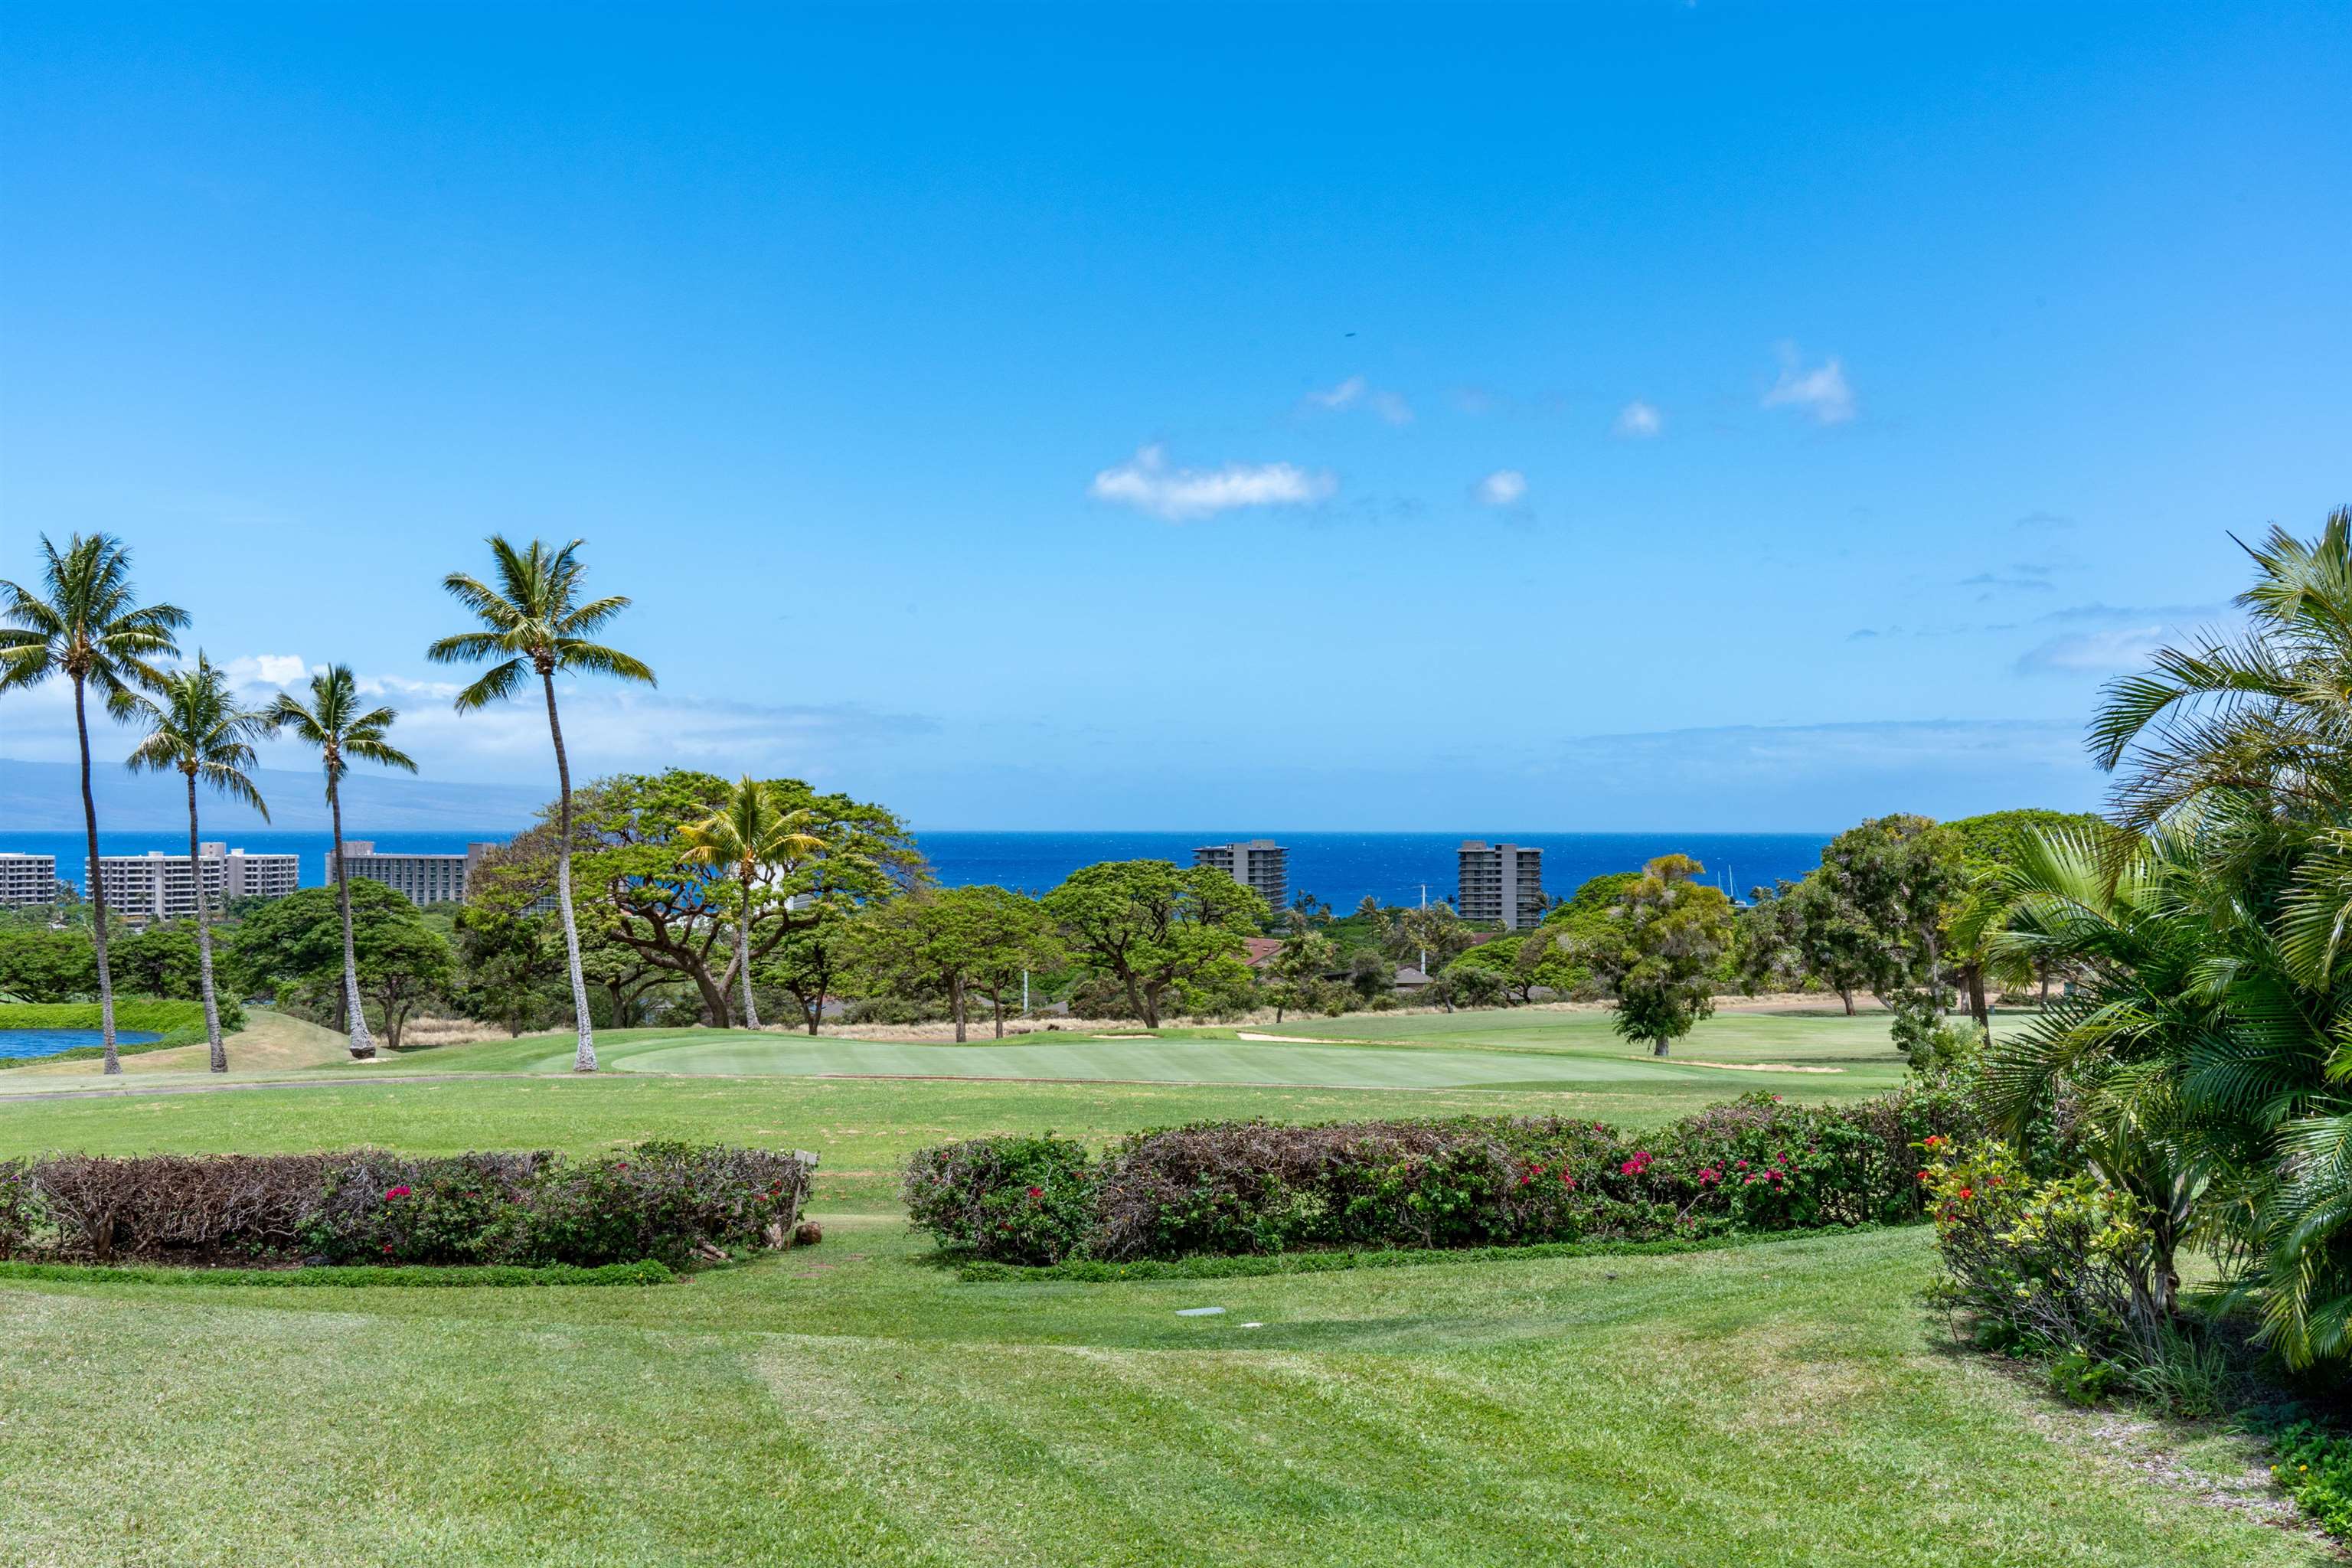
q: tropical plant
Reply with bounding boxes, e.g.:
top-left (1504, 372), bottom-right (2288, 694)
top-left (678, 775), bottom-right (824, 1030)
top-left (263, 666), bottom-right (416, 1059)
top-left (0, 533), bottom-right (186, 1073)
top-left (1980, 825), bottom-right (2223, 1315)
top-left (428, 537), bottom-right (655, 1073)
top-left (122, 653), bottom-right (272, 1071)
top-left (2069, 507), bottom-right (2352, 1367)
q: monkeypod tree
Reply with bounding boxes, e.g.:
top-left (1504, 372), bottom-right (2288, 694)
top-left (1041, 860), bottom-right (1266, 1029)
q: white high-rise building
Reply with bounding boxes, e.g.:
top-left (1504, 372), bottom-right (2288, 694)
top-left (332, 841), bottom-right (471, 906)
top-left (87, 844), bottom-right (300, 922)
top-left (1194, 839), bottom-right (1289, 913)
top-left (1457, 841), bottom-right (1544, 929)
top-left (0, 853), bottom-right (57, 907)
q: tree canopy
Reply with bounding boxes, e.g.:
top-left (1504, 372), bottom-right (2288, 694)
top-left (1040, 860), bottom-right (1264, 1028)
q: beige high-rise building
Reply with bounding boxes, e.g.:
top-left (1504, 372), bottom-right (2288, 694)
top-left (0, 853), bottom-right (57, 907)
top-left (332, 841), bottom-right (471, 906)
top-left (1194, 839), bottom-right (1288, 913)
top-left (87, 844), bottom-right (299, 921)
top-left (1457, 841), bottom-right (1544, 929)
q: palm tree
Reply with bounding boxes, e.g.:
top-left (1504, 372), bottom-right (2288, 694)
top-left (678, 776), bottom-right (824, 1029)
top-left (0, 534), bottom-right (186, 1074)
top-left (426, 537), bottom-right (655, 1073)
top-left (123, 654), bottom-right (272, 1073)
top-left (264, 666), bottom-right (415, 1060)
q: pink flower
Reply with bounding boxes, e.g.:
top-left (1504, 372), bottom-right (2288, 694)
top-left (384, 1185), bottom-right (412, 1200)
top-left (1559, 1173), bottom-right (1576, 1190)
top-left (1025, 1186), bottom-right (1043, 1199)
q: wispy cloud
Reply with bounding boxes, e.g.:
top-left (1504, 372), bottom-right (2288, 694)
top-left (1612, 400), bottom-right (1663, 438)
top-left (1305, 375), bottom-right (1365, 410)
top-left (1961, 564), bottom-right (2058, 597)
top-left (1089, 445), bottom-right (1336, 522)
top-left (2014, 626), bottom-right (2168, 676)
top-left (1475, 469), bottom-right (1527, 506)
top-left (1762, 344), bottom-right (1855, 424)
top-left (1302, 374), bottom-right (1413, 425)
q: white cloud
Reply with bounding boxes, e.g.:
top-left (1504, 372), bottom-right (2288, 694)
top-left (220, 652), bottom-right (307, 688)
top-left (1475, 469), bottom-right (1528, 506)
top-left (1302, 374), bottom-right (1413, 425)
top-left (1612, 400), bottom-right (1663, 438)
top-left (2014, 626), bottom-right (2168, 676)
top-left (1762, 345), bottom-right (1855, 424)
top-left (1088, 445), bottom-right (1336, 523)
top-left (1305, 375), bottom-right (1366, 410)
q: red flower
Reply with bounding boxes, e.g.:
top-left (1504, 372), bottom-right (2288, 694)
top-left (1956, 1187), bottom-right (1975, 1200)
top-left (384, 1185), bottom-right (413, 1200)
top-left (1559, 1173), bottom-right (1576, 1190)
top-left (1025, 1185), bottom-right (1043, 1198)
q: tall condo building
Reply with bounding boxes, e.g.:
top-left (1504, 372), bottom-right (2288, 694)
top-left (88, 844), bottom-right (300, 922)
top-left (332, 841), bottom-right (472, 906)
top-left (0, 853), bottom-right (57, 907)
top-left (1194, 839), bottom-right (1289, 913)
top-left (1457, 841), bottom-right (1545, 929)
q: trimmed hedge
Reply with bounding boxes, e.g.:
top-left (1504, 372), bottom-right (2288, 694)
top-left (906, 1089), bottom-right (1981, 1265)
top-left (0, 1258), bottom-right (675, 1288)
top-left (0, 1141), bottom-right (812, 1270)
top-left (0, 998), bottom-right (243, 1068)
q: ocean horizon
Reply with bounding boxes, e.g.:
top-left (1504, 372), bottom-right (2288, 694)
top-left (0, 828), bottom-right (1831, 908)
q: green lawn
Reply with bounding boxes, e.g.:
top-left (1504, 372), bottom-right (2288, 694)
top-left (0, 1008), bottom-right (2321, 1565)
top-left (0, 1222), bottom-right (2316, 1566)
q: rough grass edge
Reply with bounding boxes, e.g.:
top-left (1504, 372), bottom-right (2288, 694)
top-left (0, 1257), bottom-right (676, 1288)
top-left (955, 1221), bottom-right (1893, 1282)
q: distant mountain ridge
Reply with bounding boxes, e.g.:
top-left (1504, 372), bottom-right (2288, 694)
top-left (0, 756), bottom-right (545, 832)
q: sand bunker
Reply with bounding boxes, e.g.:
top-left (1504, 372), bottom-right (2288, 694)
top-left (1236, 1031), bottom-right (1357, 1044)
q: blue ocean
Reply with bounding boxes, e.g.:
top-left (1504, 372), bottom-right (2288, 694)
top-left (0, 828), bottom-right (1829, 906)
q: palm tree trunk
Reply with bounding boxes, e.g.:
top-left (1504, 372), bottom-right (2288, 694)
top-left (329, 776), bottom-right (373, 1059)
top-left (736, 874), bottom-right (760, 1030)
top-left (543, 671), bottom-right (598, 1073)
top-left (75, 676), bottom-right (121, 1075)
top-left (187, 771), bottom-right (226, 1072)
top-left (951, 972), bottom-right (967, 1044)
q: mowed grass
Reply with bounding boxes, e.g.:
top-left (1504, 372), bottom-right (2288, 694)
top-left (0, 1222), bottom-right (2319, 1566)
top-left (0, 1010), bottom-right (2318, 1565)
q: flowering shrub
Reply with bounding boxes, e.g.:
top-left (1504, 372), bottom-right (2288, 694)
top-left (901, 1134), bottom-right (1096, 1264)
top-left (905, 1088), bottom-right (1978, 1265)
top-left (1920, 1138), bottom-right (2163, 1370)
top-left (305, 1143), bottom-right (811, 1269)
top-left (0, 1145), bottom-right (810, 1269)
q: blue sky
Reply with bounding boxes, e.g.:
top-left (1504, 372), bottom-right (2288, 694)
top-left (2, 2), bottom-right (2346, 830)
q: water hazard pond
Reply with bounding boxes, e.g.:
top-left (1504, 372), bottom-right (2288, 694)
top-left (0, 1029), bottom-right (164, 1060)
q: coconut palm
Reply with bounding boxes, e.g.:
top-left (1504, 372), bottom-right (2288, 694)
top-left (122, 654), bottom-right (272, 1072)
top-left (426, 537), bottom-right (654, 1073)
top-left (0, 534), bottom-right (186, 1074)
top-left (263, 666), bottom-right (416, 1060)
top-left (678, 776), bottom-right (824, 1029)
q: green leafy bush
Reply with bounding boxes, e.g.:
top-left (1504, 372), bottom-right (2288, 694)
top-left (2269, 1423), bottom-right (2352, 1538)
top-left (1921, 1139), bottom-right (2164, 1369)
